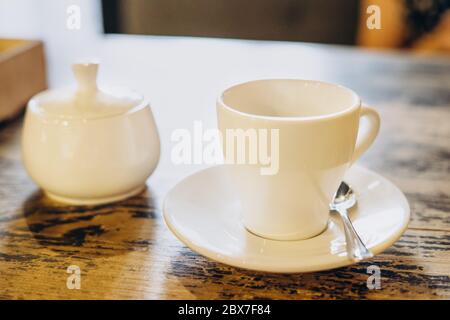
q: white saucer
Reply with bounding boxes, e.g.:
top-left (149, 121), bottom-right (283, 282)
top-left (163, 165), bottom-right (410, 273)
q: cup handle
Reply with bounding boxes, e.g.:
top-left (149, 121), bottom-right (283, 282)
top-left (351, 105), bottom-right (380, 164)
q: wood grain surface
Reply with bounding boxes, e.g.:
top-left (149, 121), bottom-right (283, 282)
top-left (0, 36), bottom-right (449, 299)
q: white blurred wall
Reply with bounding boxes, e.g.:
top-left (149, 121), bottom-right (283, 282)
top-left (0, 0), bottom-right (103, 86)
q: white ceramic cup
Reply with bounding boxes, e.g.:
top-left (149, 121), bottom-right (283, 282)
top-left (217, 79), bottom-right (380, 241)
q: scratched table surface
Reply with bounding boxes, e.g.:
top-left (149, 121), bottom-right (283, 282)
top-left (0, 35), bottom-right (449, 299)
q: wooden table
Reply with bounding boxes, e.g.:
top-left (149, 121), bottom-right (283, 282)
top-left (0, 35), bottom-right (449, 299)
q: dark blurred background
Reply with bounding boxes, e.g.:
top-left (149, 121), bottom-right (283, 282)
top-left (101, 0), bottom-right (450, 52)
top-left (102, 0), bottom-right (360, 44)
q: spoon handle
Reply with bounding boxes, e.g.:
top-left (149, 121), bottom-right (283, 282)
top-left (337, 208), bottom-right (373, 261)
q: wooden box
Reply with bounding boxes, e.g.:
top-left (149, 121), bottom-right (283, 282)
top-left (0, 39), bottom-right (47, 122)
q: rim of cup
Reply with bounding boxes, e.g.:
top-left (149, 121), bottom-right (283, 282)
top-left (217, 79), bottom-right (361, 122)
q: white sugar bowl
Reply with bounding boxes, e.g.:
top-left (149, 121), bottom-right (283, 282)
top-left (22, 63), bottom-right (160, 205)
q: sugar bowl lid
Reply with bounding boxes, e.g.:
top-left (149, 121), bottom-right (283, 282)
top-left (28, 63), bottom-right (145, 119)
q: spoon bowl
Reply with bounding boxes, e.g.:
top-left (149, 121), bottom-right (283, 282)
top-left (330, 182), bottom-right (373, 261)
top-left (330, 182), bottom-right (356, 211)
